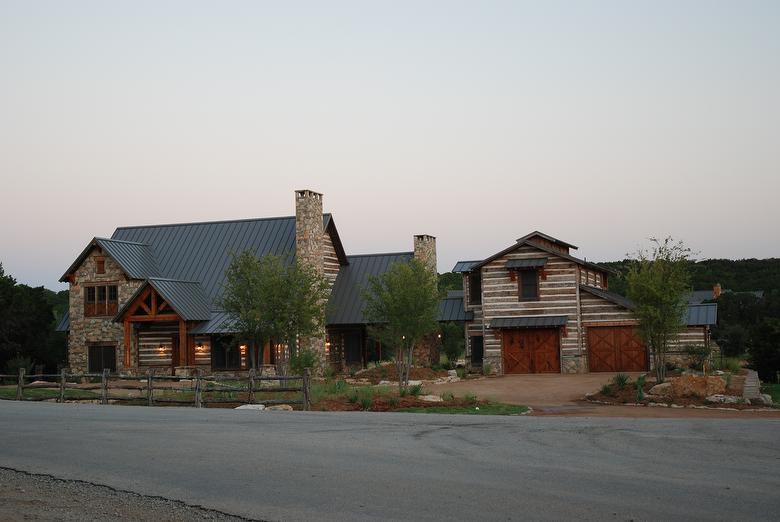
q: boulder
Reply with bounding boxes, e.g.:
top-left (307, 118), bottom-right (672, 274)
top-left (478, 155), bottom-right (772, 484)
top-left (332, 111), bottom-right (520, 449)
top-left (670, 375), bottom-right (726, 398)
top-left (235, 404), bottom-right (266, 411)
top-left (648, 382), bottom-right (672, 396)
top-left (705, 394), bottom-right (740, 404)
top-left (266, 404), bottom-right (294, 411)
top-left (447, 370), bottom-right (458, 378)
top-left (420, 395), bottom-right (444, 403)
top-left (752, 394), bottom-right (774, 406)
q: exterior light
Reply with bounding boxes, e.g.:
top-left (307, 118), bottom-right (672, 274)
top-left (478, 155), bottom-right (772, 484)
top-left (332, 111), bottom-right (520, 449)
top-left (157, 344), bottom-right (166, 353)
top-left (239, 344), bottom-right (247, 355)
top-left (195, 343), bottom-right (205, 353)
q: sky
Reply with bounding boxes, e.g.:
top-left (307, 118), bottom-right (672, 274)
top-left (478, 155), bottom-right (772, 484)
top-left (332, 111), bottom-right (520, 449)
top-left (1, 1), bottom-right (778, 290)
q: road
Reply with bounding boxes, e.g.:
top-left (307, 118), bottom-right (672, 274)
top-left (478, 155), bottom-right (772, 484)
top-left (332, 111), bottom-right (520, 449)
top-left (1, 401), bottom-right (778, 521)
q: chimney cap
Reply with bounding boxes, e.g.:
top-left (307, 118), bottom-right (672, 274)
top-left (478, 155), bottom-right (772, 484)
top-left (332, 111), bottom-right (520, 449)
top-left (414, 234), bottom-right (436, 240)
top-left (295, 189), bottom-right (323, 198)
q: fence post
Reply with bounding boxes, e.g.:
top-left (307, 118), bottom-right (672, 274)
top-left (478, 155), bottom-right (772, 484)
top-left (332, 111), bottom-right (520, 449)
top-left (146, 371), bottom-right (154, 406)
top-left (303, 368), bottom-right (311, 411)
top-left (59, 369), bottom-right (66, 403)
top-left (248, 368), bottom-right (256, 405)
top-left (194, 369), bottom-right (202, 408)
top-left (101, 368), bottom-right (109, 405)
top-left (16, 368), bottom-right (25, 401)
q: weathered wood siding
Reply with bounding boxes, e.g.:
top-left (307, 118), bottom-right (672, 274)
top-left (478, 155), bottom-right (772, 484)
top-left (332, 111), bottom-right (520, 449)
top-left (137, 324), bottom-right (177, 368)
top-left (323, 230), bottom-right (340, 289)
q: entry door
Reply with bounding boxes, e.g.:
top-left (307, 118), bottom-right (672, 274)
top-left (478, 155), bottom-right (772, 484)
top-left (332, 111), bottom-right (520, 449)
top-left (502, 329), bottom-right (560, 374)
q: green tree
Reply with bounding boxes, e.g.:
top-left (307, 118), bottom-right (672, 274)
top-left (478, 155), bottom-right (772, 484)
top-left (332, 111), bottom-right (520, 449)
top-left (363, 259), bottom-right (440, 390)
top-left (440, 322), bottom-right (465, 368)
top-left (626, 238), bottom-right (692, 383)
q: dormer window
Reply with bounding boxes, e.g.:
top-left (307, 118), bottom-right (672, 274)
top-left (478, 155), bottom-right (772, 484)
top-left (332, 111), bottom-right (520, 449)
top-left (85, 284), bottom-right (118, 317)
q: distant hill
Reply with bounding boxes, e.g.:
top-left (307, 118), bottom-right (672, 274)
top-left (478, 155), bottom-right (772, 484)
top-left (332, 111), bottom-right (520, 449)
top-left (598, 258), bottom-right (780, 296)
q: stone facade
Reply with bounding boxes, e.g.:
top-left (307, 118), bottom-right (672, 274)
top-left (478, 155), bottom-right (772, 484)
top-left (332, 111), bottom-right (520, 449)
top-left (67, 248), bottom-right (142, 373)
top-left (413, 235), bottom-right (437, 274)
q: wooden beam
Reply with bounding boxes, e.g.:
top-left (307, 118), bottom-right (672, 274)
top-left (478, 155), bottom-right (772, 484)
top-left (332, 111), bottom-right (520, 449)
top-left (124, 319), bottom-right (132, 368)
top-left (179, 320), bottom-right (188, 366)
top-left (126, 314), bottom-right (180, 322)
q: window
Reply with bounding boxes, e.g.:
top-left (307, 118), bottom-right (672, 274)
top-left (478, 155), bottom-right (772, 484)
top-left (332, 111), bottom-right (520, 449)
top-left (470, 336), bottom-right (484, 365)
top-left (84, 284), bottom-right (119, 316)
top-left (88, 344), bottom-right (116, 373)
top-left (519, 270), bottom-right (539, 300)
top-left (96, 257), bottom-right (106, 274)
top-left (468, 271), bottom-right (482, 305)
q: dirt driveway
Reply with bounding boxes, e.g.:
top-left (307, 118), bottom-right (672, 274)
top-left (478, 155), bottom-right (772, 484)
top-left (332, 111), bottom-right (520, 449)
top-left (426, 373), bottom-right (780, 419)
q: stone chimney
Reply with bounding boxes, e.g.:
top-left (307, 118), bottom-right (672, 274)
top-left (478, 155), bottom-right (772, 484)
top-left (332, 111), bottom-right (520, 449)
top-left (413, 234), bottom-right (437, 274)
top-left (295, 189), bottom-right (324, 274)
top-left (713, 283), bottom-right (722, 299)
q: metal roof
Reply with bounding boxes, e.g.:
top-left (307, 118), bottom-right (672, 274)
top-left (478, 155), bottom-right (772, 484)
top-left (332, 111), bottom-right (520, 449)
top-left (506, 257), bottom-right (548, 269)
top-left (114, 278), bottom-right (211, 322)
top-left (687, 290), bottom-right (716, 304)
top-left (489, 315), bottom-right (568, 329)
top-left (580, 285), bottom-right (635, 310)
top-left (189, 310), bottom-right (239, 334)
top-left (438, 294), bottom-right (473, 322)
top-left (452, 260), bottom-right (480, 273)
top-left (516, 231), bottom-right (578, 250)
top-left (55, 310), bottom-right (69, 332)
top-left (686, 303), bottom-right (718, 326)
top-left (59, 237), bottom-right (160, 282)
top-left (326, 252), bottom-right (414, 325)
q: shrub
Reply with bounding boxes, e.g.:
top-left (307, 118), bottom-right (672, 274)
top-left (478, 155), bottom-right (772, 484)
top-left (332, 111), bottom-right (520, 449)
top-left (409, 384), bottom-right (423, 397)
top-left (456, 367), bottom-right (467, 379)
top-left (347, 389), bottom-right (359, 404)
top-left (684, 344), bottom-right (710, 371)
top-left (612, 373), bottom-right (630, 390)
top-left (399, 387), bottom-right (408, 397)
top-left (359, 395), bottom-right (372, 411)
top-left (715, 357), bottom-right (742, 374)
top-left (288, 347), bottom-right (318, 376)
top-left (600, 384), bottom-right (614, 396)
top-left (464, 392), bottom-right (478, 405)
top-left (348, 367), bottom-right (357, 378)
top-left (442, 391), bottom-right (455, 402)
top-left (482, 362), bottom-right (493, 376)
top-left (388, 396), bottom-right (400, 408)
top-left (635, 375), bottom-right (646, 401)
top-left (380, 366), bottom-right (388, 379)
top-left (4, 356), bottom-right (33, 375)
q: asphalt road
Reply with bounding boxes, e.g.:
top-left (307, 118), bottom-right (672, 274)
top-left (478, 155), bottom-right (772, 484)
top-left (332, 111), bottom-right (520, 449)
top-left (1, 402), bottom-right (779, 521)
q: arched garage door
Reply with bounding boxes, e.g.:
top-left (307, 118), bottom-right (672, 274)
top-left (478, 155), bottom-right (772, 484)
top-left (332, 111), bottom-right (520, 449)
top-left (587, 326), bottom-right (648, 372)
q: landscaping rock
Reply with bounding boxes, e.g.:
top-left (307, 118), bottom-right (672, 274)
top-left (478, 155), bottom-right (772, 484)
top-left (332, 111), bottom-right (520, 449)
top-left (705, 394), bottom-right (740, 404)
top-left (670, 375), bottom-right (726, 398)
top-left (266, 404), bottom-right (294, 411)
top-left (648, 382), bottom-right (672, 396)
top-left (420, 395), bottom-right (444, 403)
top-left (447, 370), bottom-right (458, 378)
top-left (235, 404), bottom-right (266, 411)
top-left (751, 394), bottom-right (773, 406)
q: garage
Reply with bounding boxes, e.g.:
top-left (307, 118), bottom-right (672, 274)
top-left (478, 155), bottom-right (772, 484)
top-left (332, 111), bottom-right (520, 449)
top-left (587, 326), bottom-right (648, 372)
top-left (501, 328), bottom-right (560, 374)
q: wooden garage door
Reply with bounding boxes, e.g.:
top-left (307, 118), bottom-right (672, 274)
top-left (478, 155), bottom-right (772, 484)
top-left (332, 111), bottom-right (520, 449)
top-left (502, 329), bottom-right (560, 374)
top-left (588, 326), bottom-right (648, 372)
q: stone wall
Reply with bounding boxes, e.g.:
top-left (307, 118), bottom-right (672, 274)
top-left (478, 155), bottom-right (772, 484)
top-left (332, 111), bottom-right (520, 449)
top-left (413, 235), bottom-right (437, 274)
top-left (67, 248), bottom-right (142, 373)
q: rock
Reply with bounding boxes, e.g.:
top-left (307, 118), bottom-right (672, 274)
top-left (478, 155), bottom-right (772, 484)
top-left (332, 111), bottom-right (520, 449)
top-left (235, 404), bottom-right (266, 411)
top-left (420, 395), bottom-right (444, 403)
top-left (750, 394), bottom-right (774, 406)
top-left (670, 375), bottom-right (726, 398)
top-left (648, 382), bottom-right (672, 396)
top-left (447, 370), bottom-right (458, 378)
top-left (407, 380), bottom-right (422, 386)
top-left (378, 380), bottom-right (392, 386)
top-left (705, 394), bottom-right (740, 404)
top-left (266, 404), bottom-right (294, 411)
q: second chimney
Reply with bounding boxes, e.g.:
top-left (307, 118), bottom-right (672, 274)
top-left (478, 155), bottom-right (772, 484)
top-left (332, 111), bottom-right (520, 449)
top-left (295, 189), bottom-right (324, 274)
top-left (413, 234), bottom-right (437, 275)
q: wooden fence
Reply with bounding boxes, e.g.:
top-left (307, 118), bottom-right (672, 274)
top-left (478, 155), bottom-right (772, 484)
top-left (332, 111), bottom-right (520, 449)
top-left (0, 368), bottom-right (311, 410)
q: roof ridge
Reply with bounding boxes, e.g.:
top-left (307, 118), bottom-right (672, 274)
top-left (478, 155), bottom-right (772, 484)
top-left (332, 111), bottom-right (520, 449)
top-left (148, 277), bottom-right (202, 284)
top-left (113, 215), bottom-right (300, 231)
top-left (96, 237), bottom-right (148, 246)
top-left (346, 251), bottom-right (414, 258)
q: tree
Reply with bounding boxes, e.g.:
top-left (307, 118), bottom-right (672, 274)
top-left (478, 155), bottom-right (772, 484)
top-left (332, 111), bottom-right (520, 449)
top-left (221, 252), bottom-right (329, 373)
top-left (363, 259), bottom-right (440, 390)
top-left (626, 238), bottom-right (692, 383)
top-left (749, 317), bottom-right (780, 382)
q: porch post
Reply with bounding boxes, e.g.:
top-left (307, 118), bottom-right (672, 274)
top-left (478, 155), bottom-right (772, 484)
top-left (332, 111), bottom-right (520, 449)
top-left (179, 320), bottom-right (188, 367)
top-left (123, 319), bottom-right (132, 368)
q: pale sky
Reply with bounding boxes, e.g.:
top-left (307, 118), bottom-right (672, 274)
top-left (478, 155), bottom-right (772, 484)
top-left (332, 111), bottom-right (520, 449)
top-left (1, 1), bottom-right (778, 289)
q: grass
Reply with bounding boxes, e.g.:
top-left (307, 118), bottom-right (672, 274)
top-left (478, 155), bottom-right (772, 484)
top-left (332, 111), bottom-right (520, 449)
top-left (395, 403), bottom-right (528, 415)
top-left (714, 357), bottom-right (743, 374)
top-left (761, 383), bottom-right (780, 404)
top-left (0, 386), bottom-right (98, 400)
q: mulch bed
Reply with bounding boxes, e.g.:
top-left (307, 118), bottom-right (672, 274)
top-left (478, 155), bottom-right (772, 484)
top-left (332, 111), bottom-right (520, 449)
top-left (355, 365), bottom-right (449, 384)
top-left (313, 395), bottom-right (480, 412)
top-left (588, 378), bottom-right (759, 410)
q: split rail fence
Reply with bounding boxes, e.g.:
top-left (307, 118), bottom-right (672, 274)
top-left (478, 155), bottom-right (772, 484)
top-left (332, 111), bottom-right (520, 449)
top-left (0, 368), bottom-right (311, 410)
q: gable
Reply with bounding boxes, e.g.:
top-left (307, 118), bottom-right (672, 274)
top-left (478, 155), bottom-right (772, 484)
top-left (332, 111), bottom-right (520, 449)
top-left (60, 238), bottom-right (158, 283)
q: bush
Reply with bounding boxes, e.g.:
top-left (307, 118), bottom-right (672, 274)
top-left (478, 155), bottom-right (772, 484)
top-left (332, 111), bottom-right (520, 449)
top-left (456, 367), bottom-right (467, 379)
top-left (464, 392), bottom-right (478, 405)
top-left (635, 375), bottom-right (646, 401)
top-left (399, 387), bottom-right (408, 397)
top-left (482, 362), bottom-right (493, 376)
top-left (612, 373), bottom-right (630, 390)
top-left (347, 389), bottom-right (359, 404)
top-left (388, 396), bottom-right (400, 408)
top-left (749, 318), bottom-right (780, 381)
top-left (359, 395), bottom-right (372, 411)
top-left (441, 391), bottom-right (454, 402)
top-left (289, 347), bottom-right (318, 376)
top-left (684, 344), bottom-right (711, 371)
top-left (600, 384), bottom-right (614, 396)
top-left (714, 357), bottom-right (742, 374)
top-left (4, 356), bottom-right (33, 375)
top-left (409, 384), bottom-right (423, 397)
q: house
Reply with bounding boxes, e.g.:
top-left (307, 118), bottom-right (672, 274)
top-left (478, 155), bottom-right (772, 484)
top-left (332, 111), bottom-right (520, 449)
top-left (56, 190), bottom-right (439, 375)
top-left (453, 232), bottom-right (717, 374)
top-left (688, 284), bottom-right (764, 304)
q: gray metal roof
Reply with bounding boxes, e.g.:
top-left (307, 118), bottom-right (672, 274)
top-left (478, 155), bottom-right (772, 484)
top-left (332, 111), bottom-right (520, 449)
top-left (686, 303), bottom-right (718, 326)
top-left (687, 290), bottom-right (716, 304)
top-left (580, 285), bottom-right (635, 310)
top-left (489, 315), bottom-right (568, 329)
top-left (55, 310), bottom-right (69, 332)
top-left (438, 294), bottom-right (473, 322)
top-left (114, 278), bottom-right (211, 321)
top-left (506, 257), bottom-right (548, 269)
top-left (190, 310), bottom-right (239, 334)
top-left (326, 252), bottom-right (414, 325)
top-left (452, 260), bottom-right (480, 273)
top-left (96, 238), bottom-right (161, 279)
top-left (111, 215), bottom-right (336, 303)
